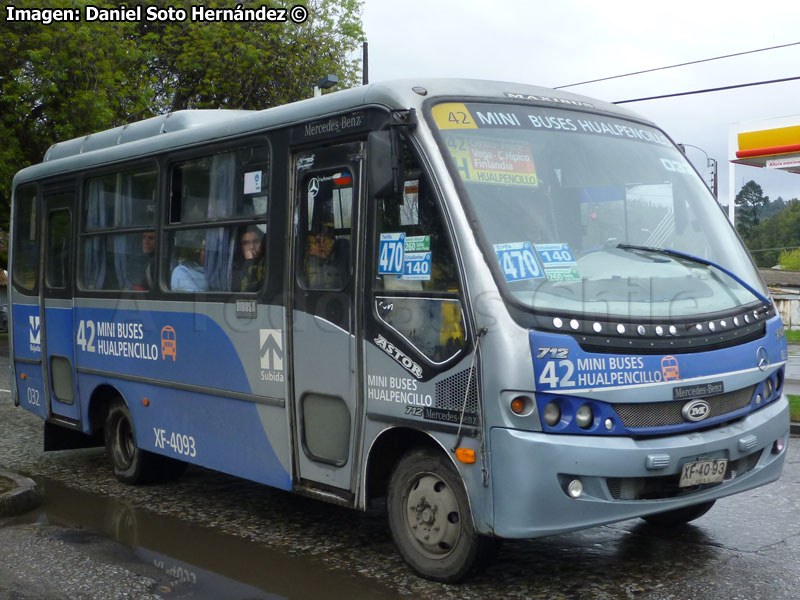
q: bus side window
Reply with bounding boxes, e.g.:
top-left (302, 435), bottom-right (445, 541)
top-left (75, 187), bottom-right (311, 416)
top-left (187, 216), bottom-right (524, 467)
top-left (12, 185), bottom-right (39, 293)
top-left (373, 144), bottom-right (465, 363)
top-left (166, 144), bottom-right (270, 293)
top-left (297, 169), bottom-right (353, 290)
top-left (46, 210), bottom-right (71, 289)
top-left (79, 168), bottom-right (156, 291)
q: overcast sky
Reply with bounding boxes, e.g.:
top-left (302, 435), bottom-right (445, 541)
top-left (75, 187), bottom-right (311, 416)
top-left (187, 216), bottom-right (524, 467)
top-left (362, 0), bottom-right (800, 206)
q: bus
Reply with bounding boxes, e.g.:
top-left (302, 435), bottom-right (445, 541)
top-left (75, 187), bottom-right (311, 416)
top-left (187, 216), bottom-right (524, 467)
top-left (8, 79), bottom-right (790, 582)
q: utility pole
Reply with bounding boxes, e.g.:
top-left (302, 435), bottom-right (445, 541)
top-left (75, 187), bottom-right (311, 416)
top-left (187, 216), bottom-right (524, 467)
top-left (678, 143), bottom-right (719, 199)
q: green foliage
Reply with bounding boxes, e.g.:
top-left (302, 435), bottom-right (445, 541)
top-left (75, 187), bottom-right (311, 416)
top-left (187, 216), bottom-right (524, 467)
top-left (734, 180), bottom-right (768, 239)
top-left (743, 199), bottom-right (800, 267)
top-left (779, 248), bottom-right (800, 271)
top-left (785, 330), bottom-right (800, 343)
top-left (1, 0), bottom-right (364, 235)
top-left (141, 0), bottom-right (364, 111)
top-left (788, 395), bottom-right (800, 422)
top-left (761, 196), bottom-right (786, 219)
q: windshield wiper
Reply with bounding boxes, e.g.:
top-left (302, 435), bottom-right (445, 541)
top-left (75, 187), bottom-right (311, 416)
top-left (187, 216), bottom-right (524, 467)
top-left (616, 243), bottom-right (770, 304)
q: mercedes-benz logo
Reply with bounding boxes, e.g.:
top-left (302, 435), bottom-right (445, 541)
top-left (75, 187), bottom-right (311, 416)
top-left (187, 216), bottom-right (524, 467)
top-left (307, 177), bottom-right (319, 200)
top-left (756, 346), bottom-right (769, 371)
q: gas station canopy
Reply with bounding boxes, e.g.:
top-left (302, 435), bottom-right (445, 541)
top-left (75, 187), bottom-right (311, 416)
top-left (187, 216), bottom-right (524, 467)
top-left (730, 115), bottom-right (800, 174)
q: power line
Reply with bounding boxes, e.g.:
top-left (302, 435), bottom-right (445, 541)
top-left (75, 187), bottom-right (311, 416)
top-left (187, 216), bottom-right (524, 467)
top-left (750, 246), bottom-right (800, 254)
top-left (555, 41), bottom-right (800, 89)
top-left (613, 74), bottom-right (800, 104)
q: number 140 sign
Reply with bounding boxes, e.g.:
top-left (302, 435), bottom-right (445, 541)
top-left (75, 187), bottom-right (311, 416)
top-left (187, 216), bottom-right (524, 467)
top-left (493, 242), bottom-right (543, 282)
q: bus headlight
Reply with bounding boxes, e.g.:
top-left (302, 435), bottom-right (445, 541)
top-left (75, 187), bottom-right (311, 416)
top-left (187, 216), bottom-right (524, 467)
top-left (576, 404), bottom-right (593, 429)
top-left (543, 402), bottom-right (561, 426)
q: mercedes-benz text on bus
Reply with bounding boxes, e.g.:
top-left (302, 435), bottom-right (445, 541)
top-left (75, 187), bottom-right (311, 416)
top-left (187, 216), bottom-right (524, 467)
top-left (9, 79), bottom-right (789, 582)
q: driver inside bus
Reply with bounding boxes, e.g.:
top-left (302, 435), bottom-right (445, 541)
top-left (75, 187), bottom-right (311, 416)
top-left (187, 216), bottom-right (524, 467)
top-left (305, 222), bottom-right (346, 288)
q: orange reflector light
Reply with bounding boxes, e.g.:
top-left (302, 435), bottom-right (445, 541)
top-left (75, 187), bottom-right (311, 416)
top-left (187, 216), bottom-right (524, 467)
top-left (510, 397), bottom-right (526, 414)
top-left (455, 448), bottom-right (476, 464)
top-left (142, 398), bottom-right (150, 407)
top-left (20, 373), bottom-right (27, 380)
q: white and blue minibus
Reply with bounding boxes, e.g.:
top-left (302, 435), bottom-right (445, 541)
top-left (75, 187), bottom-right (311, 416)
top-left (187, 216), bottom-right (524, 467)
top-left (8, 79), bottom-right (790, 582)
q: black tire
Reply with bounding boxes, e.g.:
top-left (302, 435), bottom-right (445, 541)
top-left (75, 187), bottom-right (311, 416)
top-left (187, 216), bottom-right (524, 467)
top-left (388, 449), bottom-right (500, 583)
top-left (104, 399), bottom-right (160, 484)
top-left (641, 500), bottom-right (716, 526)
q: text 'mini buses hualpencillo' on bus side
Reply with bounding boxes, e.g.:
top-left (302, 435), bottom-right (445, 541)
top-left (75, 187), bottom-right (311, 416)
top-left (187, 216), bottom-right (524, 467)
top-left (9, 79), bottom-right (789, 582)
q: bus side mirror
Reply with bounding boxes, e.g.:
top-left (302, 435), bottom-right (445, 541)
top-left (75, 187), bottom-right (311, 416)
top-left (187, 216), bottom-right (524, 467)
top-left (368, 130), bottom-right (396, 198)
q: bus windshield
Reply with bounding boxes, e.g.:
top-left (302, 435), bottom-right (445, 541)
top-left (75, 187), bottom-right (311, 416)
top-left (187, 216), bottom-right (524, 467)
top-left (431, 102), bottom-right (766, 319)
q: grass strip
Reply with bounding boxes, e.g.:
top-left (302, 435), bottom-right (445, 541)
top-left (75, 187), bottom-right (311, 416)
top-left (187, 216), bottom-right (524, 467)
top-left (788, 394), bottom-right (800, 421)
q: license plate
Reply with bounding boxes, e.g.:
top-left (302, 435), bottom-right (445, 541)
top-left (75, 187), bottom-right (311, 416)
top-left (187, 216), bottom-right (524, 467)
top-left (679, 459), bottom-right (728, 487)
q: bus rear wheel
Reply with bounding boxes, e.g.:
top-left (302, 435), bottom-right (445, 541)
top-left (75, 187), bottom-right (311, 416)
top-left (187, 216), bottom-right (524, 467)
top-left (387, 449), bottom-right (499, 583)
top-left (105, 399), bottom-right (160, 485)
top-left (641, 500), bottom-right (716, 526)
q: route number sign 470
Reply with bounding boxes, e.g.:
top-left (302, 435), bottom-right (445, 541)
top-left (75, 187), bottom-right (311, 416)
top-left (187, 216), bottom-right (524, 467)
top-left (493, 242), bottom-right (542, 282)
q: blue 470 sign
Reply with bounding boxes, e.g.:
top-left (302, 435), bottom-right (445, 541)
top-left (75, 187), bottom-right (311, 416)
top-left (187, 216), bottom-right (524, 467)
top-left (493, 242), bottom-right (543, 282)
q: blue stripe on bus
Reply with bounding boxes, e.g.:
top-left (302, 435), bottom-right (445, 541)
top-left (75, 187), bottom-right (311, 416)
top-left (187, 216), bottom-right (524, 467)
top-left (73, 307), bottom-right (251, 395)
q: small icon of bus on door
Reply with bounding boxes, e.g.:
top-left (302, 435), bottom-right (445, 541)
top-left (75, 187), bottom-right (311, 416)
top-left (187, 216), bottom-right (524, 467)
top-left (161, 326), bottom-right (176, 361)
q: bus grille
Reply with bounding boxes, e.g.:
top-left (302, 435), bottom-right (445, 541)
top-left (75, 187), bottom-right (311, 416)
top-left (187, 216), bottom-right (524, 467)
top-left (612, 385), bottom-right (754, 429)
top-left (435, 369), bottom-right (479, 414)
top-left (606, 450), bottom-right (763, 500)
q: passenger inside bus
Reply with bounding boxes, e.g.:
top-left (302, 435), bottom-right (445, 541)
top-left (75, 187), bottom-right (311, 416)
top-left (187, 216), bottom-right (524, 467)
top-left (231, 225), bottom-right (266, 292)
top-left (305, 222), bottom-right (348, 288)
top-left (134, 231), bottom-right (156, 290)
top-left (171, 236), bottom-right (207, 291)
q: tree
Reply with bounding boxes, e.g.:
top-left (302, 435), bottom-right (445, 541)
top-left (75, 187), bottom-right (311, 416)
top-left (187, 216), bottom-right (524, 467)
top-left (139, 0), bottom-right (364, 112)
top-left (761, 196), bottom-right (787, 219)
top-left (734, 180), bottom-right (768, 238)
top-left (0, 0), bottom-right (364, 235)
top-left (744, 199), bottom-right (800, 267)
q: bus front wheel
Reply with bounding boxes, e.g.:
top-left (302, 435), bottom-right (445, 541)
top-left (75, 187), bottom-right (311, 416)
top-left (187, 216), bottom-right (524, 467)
top-left (105, 399), bottom-right (159, 485)
top-left (387, 449), bottom-right (499, 583)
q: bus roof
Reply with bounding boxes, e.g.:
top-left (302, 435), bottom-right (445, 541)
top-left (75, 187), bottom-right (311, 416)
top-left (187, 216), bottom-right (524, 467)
top-left (13, 78), bottom-right (648, 187)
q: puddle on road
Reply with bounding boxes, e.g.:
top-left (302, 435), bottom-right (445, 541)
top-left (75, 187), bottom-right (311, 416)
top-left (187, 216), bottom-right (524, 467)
top-left (25, 478), bottom-right (404, 600)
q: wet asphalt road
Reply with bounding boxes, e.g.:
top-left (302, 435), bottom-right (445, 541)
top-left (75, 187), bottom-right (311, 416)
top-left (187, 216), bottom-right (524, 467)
top-left (0, 341), bottom-right (798, 600)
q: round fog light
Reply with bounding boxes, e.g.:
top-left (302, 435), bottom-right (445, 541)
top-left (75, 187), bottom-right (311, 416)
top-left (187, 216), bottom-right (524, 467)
top-left (510, 396), bottom-right (531, 416)
top-left (576, 404), bottom-right (593, 429)
top-left (543, 402), bottom-right (561, 427)
top-left (567, 479), bottom-right (584, 499)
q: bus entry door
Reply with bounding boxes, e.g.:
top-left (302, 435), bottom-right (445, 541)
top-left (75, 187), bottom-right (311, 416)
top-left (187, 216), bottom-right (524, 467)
top-left (42, 191), bottom-right (81, 424)
top-left (290, 142), bottom-right (363, 493)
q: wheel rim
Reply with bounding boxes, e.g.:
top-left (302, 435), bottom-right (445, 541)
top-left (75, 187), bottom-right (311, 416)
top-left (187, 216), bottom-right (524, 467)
top-left (112, 413), bottom-right (135, 470)
top-left (402, 472), bottom-right (461, 559)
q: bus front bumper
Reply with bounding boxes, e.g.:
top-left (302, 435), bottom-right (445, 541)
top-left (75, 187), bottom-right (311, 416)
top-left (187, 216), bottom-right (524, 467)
top-left (489, 396), bottom-right (789, 538)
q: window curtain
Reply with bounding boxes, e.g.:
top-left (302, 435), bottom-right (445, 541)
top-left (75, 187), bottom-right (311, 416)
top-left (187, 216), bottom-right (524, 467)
top-left (113, 173), bottom-right (135, 289)
top-left (205, 153), bottom-right (236, 291)
top-left (83, 180), bottom-right (107, 289)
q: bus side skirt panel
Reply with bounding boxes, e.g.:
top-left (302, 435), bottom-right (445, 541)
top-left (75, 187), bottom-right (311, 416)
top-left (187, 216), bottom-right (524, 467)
top-left (44, 420), bottom-right (103, 452)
